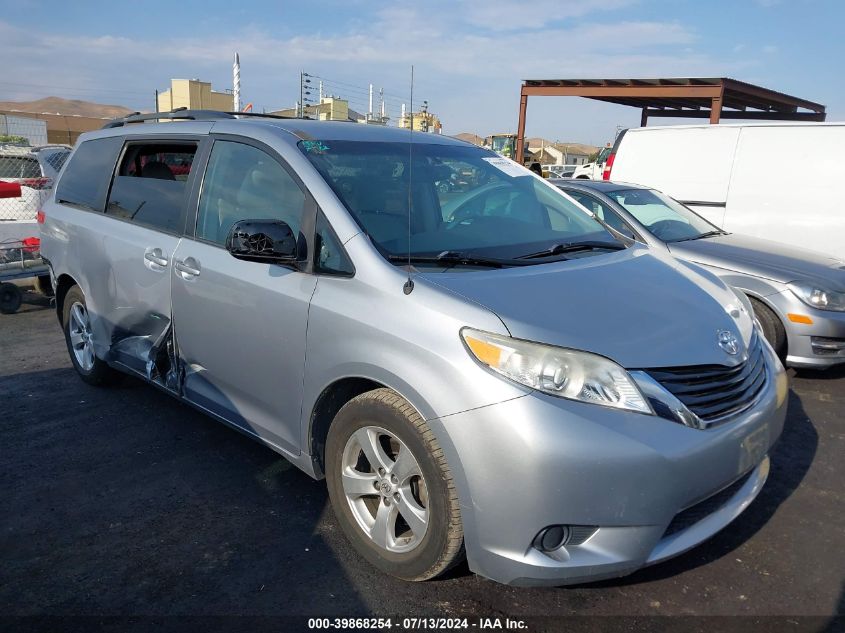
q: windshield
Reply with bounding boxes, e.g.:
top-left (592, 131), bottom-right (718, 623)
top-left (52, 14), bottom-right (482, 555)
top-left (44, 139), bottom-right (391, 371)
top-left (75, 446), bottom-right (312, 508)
top-left (490, 136), bottom-right (513, 155)
top-left (607, 188), bottom-right (721, 242)
top-left (300, 140), bottom-right (617, 262)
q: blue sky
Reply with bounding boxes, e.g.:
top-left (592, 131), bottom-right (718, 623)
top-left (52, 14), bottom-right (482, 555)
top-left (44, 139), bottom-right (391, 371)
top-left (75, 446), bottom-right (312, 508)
top-left (1, 0), bottom-right (842, 145)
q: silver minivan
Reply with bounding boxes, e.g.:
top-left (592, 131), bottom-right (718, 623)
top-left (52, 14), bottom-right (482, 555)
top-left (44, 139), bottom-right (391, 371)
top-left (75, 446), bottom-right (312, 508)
top-left (40, 111), bottom-right (788, 586)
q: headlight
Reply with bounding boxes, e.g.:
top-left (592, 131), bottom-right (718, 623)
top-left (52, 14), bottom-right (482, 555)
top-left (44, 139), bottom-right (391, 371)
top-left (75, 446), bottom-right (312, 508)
top-left (788, 281), bottom-right (845, 312)
top-left (729, 286), bottom-right (753, 317)
top-left (461, 328), bottom-right (653, 414)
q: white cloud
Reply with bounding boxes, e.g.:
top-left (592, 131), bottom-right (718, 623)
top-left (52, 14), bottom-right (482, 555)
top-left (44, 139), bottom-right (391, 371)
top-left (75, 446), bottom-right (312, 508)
top-left (0, 11), bottom-right (754, 140)
top-left (461, 0), bottom-right (638, 31)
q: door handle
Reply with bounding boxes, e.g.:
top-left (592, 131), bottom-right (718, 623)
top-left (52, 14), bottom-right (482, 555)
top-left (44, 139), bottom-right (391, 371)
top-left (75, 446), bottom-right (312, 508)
top-left (144, 247), bottom-right (169, 269)
top-left (174, 258), bottom-right (201, 278)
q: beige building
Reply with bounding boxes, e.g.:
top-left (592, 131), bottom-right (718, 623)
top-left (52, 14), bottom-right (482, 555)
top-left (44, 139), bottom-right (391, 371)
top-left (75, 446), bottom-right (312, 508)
top-left (157, 79), bottom-right (233, 112)
top-left (271, 96), bottom-right (363, 122)
top-left (399, 111), bottom-right (442, 134)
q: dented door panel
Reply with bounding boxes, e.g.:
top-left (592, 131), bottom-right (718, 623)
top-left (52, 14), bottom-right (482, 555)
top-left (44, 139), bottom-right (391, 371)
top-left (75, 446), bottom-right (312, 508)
top-left (92, 216), bottom-right (182, 377)
top-left (170, 239), bottom-right (316, 454)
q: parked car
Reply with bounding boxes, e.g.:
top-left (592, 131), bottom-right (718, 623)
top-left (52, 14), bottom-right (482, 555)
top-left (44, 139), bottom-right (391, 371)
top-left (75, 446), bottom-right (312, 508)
top-left (0, 143), bottom-right (71, 222)
top-left (604, 123), bottom-right (845, 259)
top-left (41, 112), bottom-right (787, 587)
top-left (554, 180), bottom-right (845, 369)
top-left (545, 165), bottom-right (574, 179)
top-left (571, 146), bottom-right (611, 179)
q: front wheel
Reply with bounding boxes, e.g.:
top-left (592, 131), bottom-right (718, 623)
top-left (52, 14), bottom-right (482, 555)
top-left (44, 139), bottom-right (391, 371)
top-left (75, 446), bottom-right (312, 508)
top-left (325, 388), bottom-right (464, 581)
top-left (749, 296), bottom-right (787, 361)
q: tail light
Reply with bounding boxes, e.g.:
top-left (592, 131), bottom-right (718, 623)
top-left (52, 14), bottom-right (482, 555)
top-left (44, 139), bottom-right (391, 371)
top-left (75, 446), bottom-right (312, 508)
top-left (20, 177), bottom-right (52, 190)
top-left (602, 153), bottom-right (615, 181)
top-left (36, 210), bottom-right (46, 224)
top-left (22, 237), bottom-right (41, 253)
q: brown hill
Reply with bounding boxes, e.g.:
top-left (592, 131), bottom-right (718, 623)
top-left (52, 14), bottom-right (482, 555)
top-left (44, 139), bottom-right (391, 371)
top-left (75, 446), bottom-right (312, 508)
top-left (0, 97), bottom-right (134, 119)
top-left (453, 132), bottom-right (485, 146)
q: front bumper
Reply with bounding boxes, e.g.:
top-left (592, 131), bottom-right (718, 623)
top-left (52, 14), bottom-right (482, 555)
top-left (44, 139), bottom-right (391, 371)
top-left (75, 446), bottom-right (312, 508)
top-left (430, 344), bottom-right (787, 586)
top-left (769, 290), bottom-right (845, 369)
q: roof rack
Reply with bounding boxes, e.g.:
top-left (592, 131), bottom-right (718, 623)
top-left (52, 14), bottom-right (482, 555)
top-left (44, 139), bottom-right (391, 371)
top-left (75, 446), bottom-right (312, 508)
top-left (102, 108), bottom-right (303, 129)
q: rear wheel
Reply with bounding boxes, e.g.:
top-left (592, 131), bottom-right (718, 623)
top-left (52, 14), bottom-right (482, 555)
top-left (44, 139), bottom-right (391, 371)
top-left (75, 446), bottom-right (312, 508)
top-left (0, 283), bottom-right (22, 314)
top-left (63, 285), bottom-right (121, 386)
top-left (325, 388), bottom-right (464, 581)
top-left (749, 296), bottom-right (787, 360)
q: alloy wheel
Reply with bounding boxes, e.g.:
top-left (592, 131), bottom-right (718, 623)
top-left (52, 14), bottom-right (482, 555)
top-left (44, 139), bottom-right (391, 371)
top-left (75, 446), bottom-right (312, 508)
top-left (68, 301), bottom-right (95, 371)
top-left (341, 425), bottom-right (430, 553)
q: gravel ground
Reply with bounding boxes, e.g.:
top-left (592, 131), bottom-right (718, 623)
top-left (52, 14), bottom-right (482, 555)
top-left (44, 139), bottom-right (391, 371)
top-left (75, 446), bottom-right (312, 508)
top-left (1, 294), bottom-right (843, 631)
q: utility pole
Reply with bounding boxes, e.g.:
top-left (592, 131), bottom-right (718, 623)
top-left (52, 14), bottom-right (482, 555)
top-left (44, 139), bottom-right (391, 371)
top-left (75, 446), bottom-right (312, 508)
top-left (299, 71), bottom-right (304, 118)
top-left (233, 53), bottom-right (241, 113)
top-left (299, 72), bottom-right (313, 118)
top-left (154, 89), bottom-right (159, 113)
top-left (368, 83), bottom-right (373, 121)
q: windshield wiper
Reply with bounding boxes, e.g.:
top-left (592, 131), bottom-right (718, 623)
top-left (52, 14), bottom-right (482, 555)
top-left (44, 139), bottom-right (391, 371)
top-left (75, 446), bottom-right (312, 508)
top-left (516, 240), bottom-right (625, 260)
top-left (387, 251), bottom-right (519, 268)
top-left (670, 230), bottom-right (727, 243)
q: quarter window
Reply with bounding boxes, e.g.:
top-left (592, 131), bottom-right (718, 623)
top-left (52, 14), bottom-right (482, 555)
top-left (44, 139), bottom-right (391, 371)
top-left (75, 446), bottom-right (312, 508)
top-left (105, 142), bottom-right (197, 233)
top-left (315, 211), bottom-right (354, 276)
top-left (196, 140), bottom-right (306, 246)
top-left (54, 137), bottom-right (123, 212)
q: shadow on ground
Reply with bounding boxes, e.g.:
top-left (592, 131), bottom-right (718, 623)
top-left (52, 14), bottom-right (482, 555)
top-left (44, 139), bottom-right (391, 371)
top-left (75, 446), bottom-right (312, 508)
top-left (576, 389), bottom-right (818, 588)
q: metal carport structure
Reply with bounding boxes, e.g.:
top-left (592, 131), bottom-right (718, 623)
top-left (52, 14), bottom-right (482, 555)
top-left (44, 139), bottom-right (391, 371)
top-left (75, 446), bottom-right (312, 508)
top-left (515, 77), bottom-right (826, 161)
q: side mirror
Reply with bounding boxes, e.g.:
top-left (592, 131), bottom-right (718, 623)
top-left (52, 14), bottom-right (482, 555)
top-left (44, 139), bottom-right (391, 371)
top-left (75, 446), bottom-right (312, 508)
top-left (225, 219), bottom-right (298, 264)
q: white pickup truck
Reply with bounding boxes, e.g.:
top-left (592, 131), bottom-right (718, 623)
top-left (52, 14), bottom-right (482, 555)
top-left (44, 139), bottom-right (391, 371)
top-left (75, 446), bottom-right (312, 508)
top-left (571, 146), bottom-right (611, 180)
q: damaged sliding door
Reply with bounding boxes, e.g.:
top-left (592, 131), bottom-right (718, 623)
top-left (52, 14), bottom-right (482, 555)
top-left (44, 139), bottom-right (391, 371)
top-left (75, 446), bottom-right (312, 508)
top-left (98, 139), bottom-right (201, 384)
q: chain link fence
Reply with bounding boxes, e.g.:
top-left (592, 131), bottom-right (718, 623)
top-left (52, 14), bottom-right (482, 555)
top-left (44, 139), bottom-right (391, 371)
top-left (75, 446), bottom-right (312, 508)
top-left (1, 116), bottom-right (71, 222)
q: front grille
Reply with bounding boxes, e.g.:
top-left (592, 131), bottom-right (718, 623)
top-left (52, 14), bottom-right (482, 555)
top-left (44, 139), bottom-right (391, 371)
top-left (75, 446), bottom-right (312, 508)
top-left (645, 333), bottom-right (767, 423)
top-left (663, 470), bottom-right (753, 537)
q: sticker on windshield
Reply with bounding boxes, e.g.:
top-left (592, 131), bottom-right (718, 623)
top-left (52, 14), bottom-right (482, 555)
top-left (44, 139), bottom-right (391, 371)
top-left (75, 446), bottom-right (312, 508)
top-left (301, 140), bottom-right (329, 154)
top-left (482, 156), bottom-right (530, 177)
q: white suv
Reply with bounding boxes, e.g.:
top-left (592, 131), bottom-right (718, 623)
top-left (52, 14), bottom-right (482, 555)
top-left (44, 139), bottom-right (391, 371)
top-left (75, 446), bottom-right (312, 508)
top-left (0, 144), bottom-right (71, 224)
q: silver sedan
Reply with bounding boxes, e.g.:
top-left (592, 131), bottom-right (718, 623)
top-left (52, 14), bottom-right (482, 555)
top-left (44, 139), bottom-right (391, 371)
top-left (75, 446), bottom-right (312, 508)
top-left (555, 179), bottom-right (845, 370)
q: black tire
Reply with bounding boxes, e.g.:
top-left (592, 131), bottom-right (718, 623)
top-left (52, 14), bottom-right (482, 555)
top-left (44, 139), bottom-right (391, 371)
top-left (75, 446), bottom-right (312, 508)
top-left (325, 388), bottom-right (464, 581)
top-left (0, 282), bottom-right (22, 314)
top-left (36, 274), bottom-right (54, 297)
top-left (749, 297), bottom-right (787, 360)
top-left (62, 285), bottom-right (121, 386)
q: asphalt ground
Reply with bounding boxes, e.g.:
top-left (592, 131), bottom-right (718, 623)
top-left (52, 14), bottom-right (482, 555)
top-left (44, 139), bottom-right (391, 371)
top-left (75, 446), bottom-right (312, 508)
top-left (2, 290), bottom-right (844, 633)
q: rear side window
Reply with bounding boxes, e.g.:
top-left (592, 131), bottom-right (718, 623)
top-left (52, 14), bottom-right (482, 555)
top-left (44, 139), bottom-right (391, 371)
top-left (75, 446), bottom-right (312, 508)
top-left (106, 142), bottom-right (197, 234)
top-left (55, 137), bottom-right (122, 211)
top-left (0, 155), bottom-right (41, 179)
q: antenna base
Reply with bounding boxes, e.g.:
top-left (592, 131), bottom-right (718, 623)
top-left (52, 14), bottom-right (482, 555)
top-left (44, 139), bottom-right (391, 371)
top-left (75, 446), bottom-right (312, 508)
top-left (403, 279), bottom-right (415, 295)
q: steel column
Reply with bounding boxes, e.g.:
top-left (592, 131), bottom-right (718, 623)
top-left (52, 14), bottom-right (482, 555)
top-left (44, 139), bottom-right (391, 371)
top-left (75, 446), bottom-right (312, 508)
top-left (710, 87), bottom-right (724, 124)
top-left (515, 88), bottom-right (528, 164)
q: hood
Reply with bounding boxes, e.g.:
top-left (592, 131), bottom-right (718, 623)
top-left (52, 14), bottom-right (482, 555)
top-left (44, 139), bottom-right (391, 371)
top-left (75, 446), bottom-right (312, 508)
top-left (424, 248), bottom-right (754, 369)
top-left (669, 233), bottom-right (845, 290)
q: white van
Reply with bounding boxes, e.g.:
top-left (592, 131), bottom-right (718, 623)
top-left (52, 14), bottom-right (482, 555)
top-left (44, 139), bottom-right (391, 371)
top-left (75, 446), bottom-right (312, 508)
top-left (607, 123), bottom-right (845, 258)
